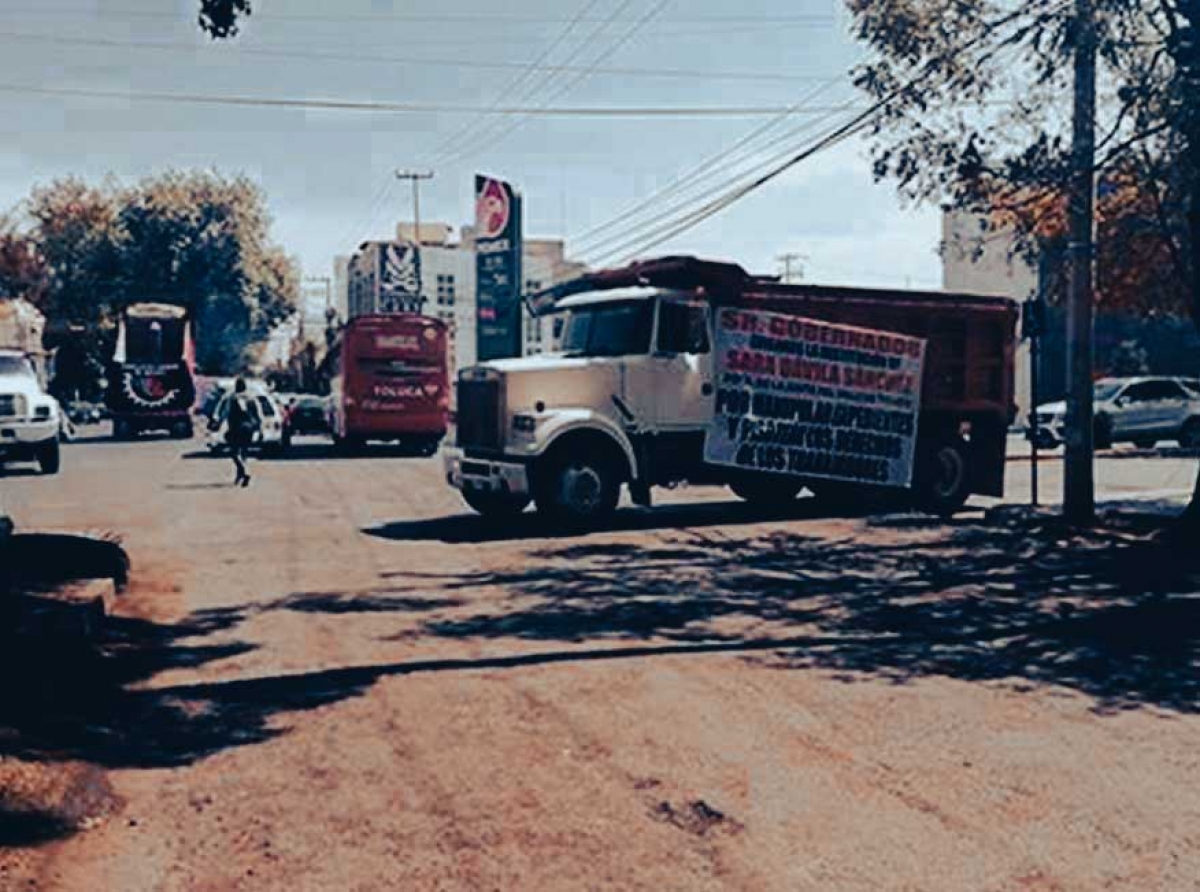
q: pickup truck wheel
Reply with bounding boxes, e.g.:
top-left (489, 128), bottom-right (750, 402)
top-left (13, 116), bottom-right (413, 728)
top-left (729, 477), bottom-right (802, 506)
top-left (462, 490), bottom-right (530, 518)
top-left (535, 449), bottom-right (620, 524)
top-left (1179, 418), bottom-right (1200, 449)
top-left (913, 434), bottom-right (970, 517)
top-left (36, 439), bottom-right (61, 475)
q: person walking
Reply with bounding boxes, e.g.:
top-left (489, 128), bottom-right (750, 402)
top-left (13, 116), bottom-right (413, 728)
top-left (226, 378), bottom-right (260, 487)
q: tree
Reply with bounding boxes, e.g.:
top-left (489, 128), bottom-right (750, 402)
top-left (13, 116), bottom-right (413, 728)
top-left (21, 172), bottom-right (298, 375)
top-left (847, 0), bottom-right (1200, 525)
top-left (0, 216), bottom-right (49, 306)
top-left (115, 170), bottom-right (299, 371)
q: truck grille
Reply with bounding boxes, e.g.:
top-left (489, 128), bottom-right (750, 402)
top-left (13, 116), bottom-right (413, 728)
top-left (456, 375), bottom-right (502, 451)
top-left (0, 394), bottom-right (22, 419)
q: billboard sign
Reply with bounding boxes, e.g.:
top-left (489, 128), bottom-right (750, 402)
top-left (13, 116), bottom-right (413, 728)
top-left (378, 241), bottom-right (421, 313)
top-left (705, 308), bottom-right (926, 488)
top-left (474, 175), bottom-right (523, 361)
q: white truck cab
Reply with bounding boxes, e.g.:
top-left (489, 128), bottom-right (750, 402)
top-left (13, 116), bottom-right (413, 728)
top-left (445, 287), bottom-right (721, 521)
top-left (0, 348), bottom-right (62, 475)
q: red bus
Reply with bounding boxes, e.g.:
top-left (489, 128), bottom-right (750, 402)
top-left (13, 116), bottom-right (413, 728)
top-left (328, 314), bottom-right (449, 454)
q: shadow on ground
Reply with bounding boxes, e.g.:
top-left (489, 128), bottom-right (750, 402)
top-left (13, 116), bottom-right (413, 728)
top-left (2, 507), bottom-right (1197, 773)
top-left (365, 496), bottom-right (877, 543)
top-left (181, 442), bottom-right (439, 463)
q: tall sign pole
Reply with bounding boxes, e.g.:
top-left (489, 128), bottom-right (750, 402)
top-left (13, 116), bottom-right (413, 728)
top-left (1063, 0), bottom-right (1097, 525)
top-left (396, 169), bottom-right (434, 311)
top-left (474, 175), bottom-right (524, 361)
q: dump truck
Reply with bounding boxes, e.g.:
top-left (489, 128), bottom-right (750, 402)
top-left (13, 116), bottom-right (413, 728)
top-left (445, 256), bottom-right (1017, 523)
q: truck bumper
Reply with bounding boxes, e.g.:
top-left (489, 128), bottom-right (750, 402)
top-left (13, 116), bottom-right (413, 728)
top-left (0, 419), bottom-right (58, 447)
top-left (443, 447), bottom-right (531, 498)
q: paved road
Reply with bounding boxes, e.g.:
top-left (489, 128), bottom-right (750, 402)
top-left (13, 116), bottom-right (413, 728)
top-left (2, 434), bottom-right (1198, 890)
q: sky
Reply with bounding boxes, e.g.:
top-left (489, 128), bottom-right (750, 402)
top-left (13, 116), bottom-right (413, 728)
top-left (0, 0), bottom-right (943, 289)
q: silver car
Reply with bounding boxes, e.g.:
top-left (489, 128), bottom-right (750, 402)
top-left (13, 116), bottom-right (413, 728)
top-left (1033, 376), bottom-right (1200, 450)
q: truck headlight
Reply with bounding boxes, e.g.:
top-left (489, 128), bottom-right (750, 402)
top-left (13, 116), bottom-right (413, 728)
top-left (34, 404), bottom-right (52, 420)
top-left (512, 414), bottom-right (537, 433)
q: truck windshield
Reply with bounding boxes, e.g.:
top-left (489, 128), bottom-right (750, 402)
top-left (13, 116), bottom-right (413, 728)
top-left (560, 300), bottom-right (653, 358)
top-left (0, 355), bottom-right (34, 377)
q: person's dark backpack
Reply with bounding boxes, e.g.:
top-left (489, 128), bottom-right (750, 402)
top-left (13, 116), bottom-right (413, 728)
top-left (227, 394), bottom-right (258, 440)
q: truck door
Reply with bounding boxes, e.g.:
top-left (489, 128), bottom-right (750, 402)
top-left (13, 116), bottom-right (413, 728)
top-left (650, 299), bottom-right (714, 430)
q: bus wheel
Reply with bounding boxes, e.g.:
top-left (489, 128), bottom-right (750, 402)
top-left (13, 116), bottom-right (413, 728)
top-left (913, 434), bottom-right (971, 517)
top-left (462, 490), bottom-right (529, 518)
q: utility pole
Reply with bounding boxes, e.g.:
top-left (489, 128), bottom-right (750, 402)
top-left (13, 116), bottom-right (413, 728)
top-left (396, 169), bottom-right (434, 312)
top-left (777, 252), bottom-right (806, 284)
top-left (1063, 0), bottom-right (1097, 524)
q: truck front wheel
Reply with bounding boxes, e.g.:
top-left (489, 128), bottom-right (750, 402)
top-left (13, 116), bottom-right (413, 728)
top-left (535, 448), bottom-right (620, 524)
top-left (729, 477), bottom-right (802, 506)
top-left (462, 490), bottom-right (530, 518)
top-left (913, 434), bottom-right (971, 517)
top-left (36, 438), bottom-right (61, 475)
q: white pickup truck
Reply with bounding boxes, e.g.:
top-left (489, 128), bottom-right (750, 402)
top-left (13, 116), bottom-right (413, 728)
top-left (0, 348), bottom-right (62, 475)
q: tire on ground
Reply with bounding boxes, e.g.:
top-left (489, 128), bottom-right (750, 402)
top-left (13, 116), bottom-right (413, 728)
top-left (1094, 414), bottom-right (1114, 450)
top-left (36, 438), bottom-right (61, 475)
top-left (534, 438), bottom-right (623, 525)
top-left (462, 489), bottom-right (530, 518)
top-left (912, 433), bottom-right (971, 517)
top-left (1179, 417), bottom-right (1200, 449)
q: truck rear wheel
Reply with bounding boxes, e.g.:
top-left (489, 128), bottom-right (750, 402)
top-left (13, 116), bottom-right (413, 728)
top-left (462, 490), bottom-right (530, 518)
top-left (36, 439), bottom-right (61, 475)
top-left (728, 477), bottom-right (802, 506)
top-left (535, 447), bottom-right (620, 525)
top-left (913, 433), bottom-right (971, 517)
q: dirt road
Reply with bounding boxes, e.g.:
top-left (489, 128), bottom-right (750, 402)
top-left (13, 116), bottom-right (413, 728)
top-left (2, 435), bottom-right (1198, 890)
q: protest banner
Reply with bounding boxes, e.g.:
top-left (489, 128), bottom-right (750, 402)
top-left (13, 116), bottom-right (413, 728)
top-left (704, 308), bottom-right (927, 487)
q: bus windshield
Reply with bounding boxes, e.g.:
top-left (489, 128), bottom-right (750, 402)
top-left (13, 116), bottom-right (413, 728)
top-left (560, 300), bottom-right (654, 358)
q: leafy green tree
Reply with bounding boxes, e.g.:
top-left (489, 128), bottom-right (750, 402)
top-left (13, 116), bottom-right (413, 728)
top-left (116, 170), bottom-right (298, 371)
top-left (847, 0), bottom-right (1200, 522)
top-left (22, 172), bottom-right (297, 374)
top-left (0, 216), bottom-right (49, 306)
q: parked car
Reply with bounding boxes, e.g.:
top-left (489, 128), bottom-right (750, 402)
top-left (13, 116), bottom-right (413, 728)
top-left (282, 394), bottom-right (330, 444)
top-left (0, 349), bottom-right (62, 474)
top-left (1032, 376), bottom-right (1200, 449)
top-left (205, 384), bottom-right (286, 454)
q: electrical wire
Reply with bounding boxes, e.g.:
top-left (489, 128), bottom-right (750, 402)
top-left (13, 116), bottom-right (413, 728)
top-left (435, 0), bottom-right (670, 168)
top-left (569, 75), bottom-right (852, 252)
top-left (0, 82), bottom-right (841, 116)
top-left (0, 29), bottom-right (833, 85)
top-left (585, 3), bottom-right (1068, 266)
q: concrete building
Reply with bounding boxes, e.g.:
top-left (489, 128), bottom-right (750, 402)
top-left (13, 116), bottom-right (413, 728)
top-left (332, 255), bottom-right (350, 322)
top-left (942, 210), bottom-right (1036, 424)
top-left (345, 223), bottom-right (586, 376)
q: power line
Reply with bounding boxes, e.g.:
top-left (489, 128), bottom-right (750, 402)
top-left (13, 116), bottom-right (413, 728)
top-left (0, 29), bottom-right (834, 85)
top-left (421, 0), bottom-right (611, 168)
top-left (579, 2), bottom-right (1069, 266)
top-left (6, 5), bottom-right (834, 26)
top-left (436, 0), bottom-right (670, 168)
top-left (0, 82), bottom-right (854, 117)
top-left (569, 76), bottom-right (851, 252)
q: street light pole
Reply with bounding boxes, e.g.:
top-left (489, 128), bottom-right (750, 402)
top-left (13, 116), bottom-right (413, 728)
top-left (396, 169), bottom-right (434, 312)
top-left (1063, 0), bottom-right (1097, 525)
